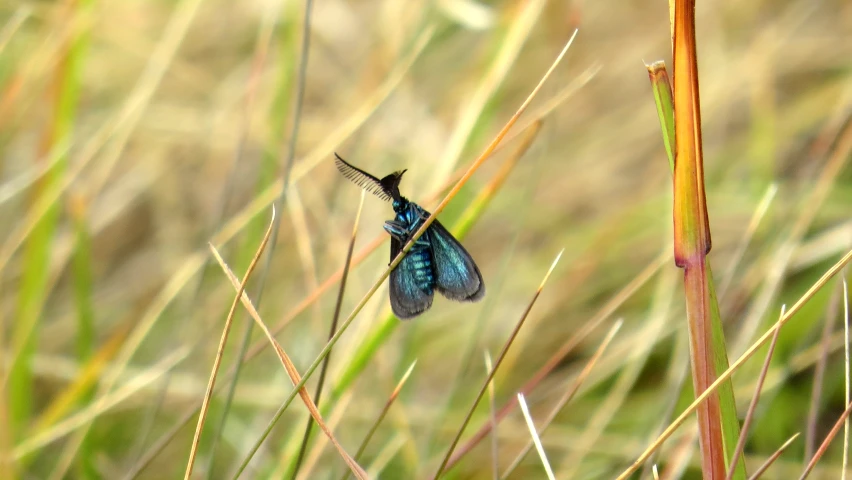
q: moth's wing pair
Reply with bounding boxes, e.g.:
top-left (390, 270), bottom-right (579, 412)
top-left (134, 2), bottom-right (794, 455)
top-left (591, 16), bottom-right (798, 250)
top-left (428, 219), bottom-right (485, 302)
top-left (388, 216), bottom-right (485, 319)
top-left (389, 235), bottom-right (433, 319)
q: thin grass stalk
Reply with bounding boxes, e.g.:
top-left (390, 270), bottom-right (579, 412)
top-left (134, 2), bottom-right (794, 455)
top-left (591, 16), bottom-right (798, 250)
top-left (446, 252), bottom-right (667, 469)
top-left (432, 250), bottom-right (563, 479)
top-left (291, 383), bottom-right (357, 479)
top-left (660, 424), bottom-right (698, 479)
top-left (290, 192), bottom-right (365, 479)
top-left (122, 409), bottom-right (197, 480)
top-left (361, 435), bottom-right (406, 478)
top-left (220, 2), bottom-right (315, 472)
top-left (209, 247), bottom-right (368, 479)
top-left (200, 7), bottom-right (280, 475)
top-left (501, 320), bottom-right (622, 478)
top-left (125, 365), bottom-right (170, 473)
top-left (724, 307), bottom-right (785, 480)
top-left (67, 191), bottom-right (95, 475)
top-left (247, 0), bottom-right (313, 316)
top-left (485, 353), bottom-right (498, 480)
top-left (336, 361), bottom-right (417, 480)
top-left (639, 336), bottom-right (690, 480)
top-left (747, 433), bottom-right (799, 480)
top-left (844, 278), bottom-right (850, 479)
top-left (716, 184), bottom-right (778, 301)
top-left (799, 400), bottom-right (852, 480)
top-left (516, 393), bottom-right (555, 480)
top-left (807, 281), bottom-right (844, 459)
top-left (229, 36), bottom-right (575, 477)
top-left (183, 208), bottom-right (276, 479)
top-left (646, 61), bottom-right (675, 169)
top-left (615, 248), bottom-right (852, 480)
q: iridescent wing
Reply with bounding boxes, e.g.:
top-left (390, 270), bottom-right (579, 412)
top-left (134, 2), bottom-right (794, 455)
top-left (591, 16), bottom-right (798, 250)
top-left (429, 219), bottom-right (484, 302)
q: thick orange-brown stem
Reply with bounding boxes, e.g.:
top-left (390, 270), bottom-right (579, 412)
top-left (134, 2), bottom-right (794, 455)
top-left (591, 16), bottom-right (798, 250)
top-left (672, 0), bottom-right (710, 266)
top-left (672, 1), bottom-right (725, 478)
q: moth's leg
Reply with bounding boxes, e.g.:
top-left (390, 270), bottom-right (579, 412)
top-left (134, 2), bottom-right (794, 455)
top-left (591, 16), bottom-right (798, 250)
top-left (383, 220), bottom-right (408, 240)
top-left (384, 220), bottom-right (430, 249)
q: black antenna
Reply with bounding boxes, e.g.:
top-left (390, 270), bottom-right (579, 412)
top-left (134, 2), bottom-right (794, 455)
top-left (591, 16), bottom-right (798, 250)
top-left (334, 153), bottom-right (405, 201)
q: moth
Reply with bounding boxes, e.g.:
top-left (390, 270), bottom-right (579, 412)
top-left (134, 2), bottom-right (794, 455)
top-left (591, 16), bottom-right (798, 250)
top-left (335, 154), bottom-right (485, 319)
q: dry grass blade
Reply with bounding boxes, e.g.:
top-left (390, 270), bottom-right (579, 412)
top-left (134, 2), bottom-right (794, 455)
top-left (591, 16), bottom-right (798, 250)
top-left (724, 306), bottom-right (785, 480)
top-left (516, 393), bottom-right (555, 480)
top-left (183, 208), bottom-right (276, 479)
top-left (447, 251), bottom-right (668, 469)
top-left (337, 361), bottom-right (417, 480)
top-left (616, 248), bottom-right (852, 480)
top-left (501, 319), bottom-right (623, 478)
top-left (432, 249), bottom-right (564, 479)
top-left (208, 248), bottom-right (367, 480)
top-left (747, 433), bottom-right (799, 480)
top-left (800, 397), bottom-right (852, 480)
top-left (292, 192), bottom-right (365, 479)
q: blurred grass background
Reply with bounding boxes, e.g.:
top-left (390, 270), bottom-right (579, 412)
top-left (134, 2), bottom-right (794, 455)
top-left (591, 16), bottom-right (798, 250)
top-left (1, 0), bottom-right (852, 478)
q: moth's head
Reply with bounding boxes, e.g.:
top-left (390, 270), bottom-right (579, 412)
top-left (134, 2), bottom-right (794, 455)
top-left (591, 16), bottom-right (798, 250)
top-left (379, 169), bottom-right (407, 202)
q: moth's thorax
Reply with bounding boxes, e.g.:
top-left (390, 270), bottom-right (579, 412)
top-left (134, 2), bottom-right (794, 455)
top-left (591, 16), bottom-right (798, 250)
top-left (392, 197), bottom-right (409, 213)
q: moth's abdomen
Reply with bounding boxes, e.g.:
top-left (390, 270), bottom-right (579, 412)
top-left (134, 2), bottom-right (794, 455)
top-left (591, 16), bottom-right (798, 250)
top-left (408, 246), bottom-right (435, 293)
